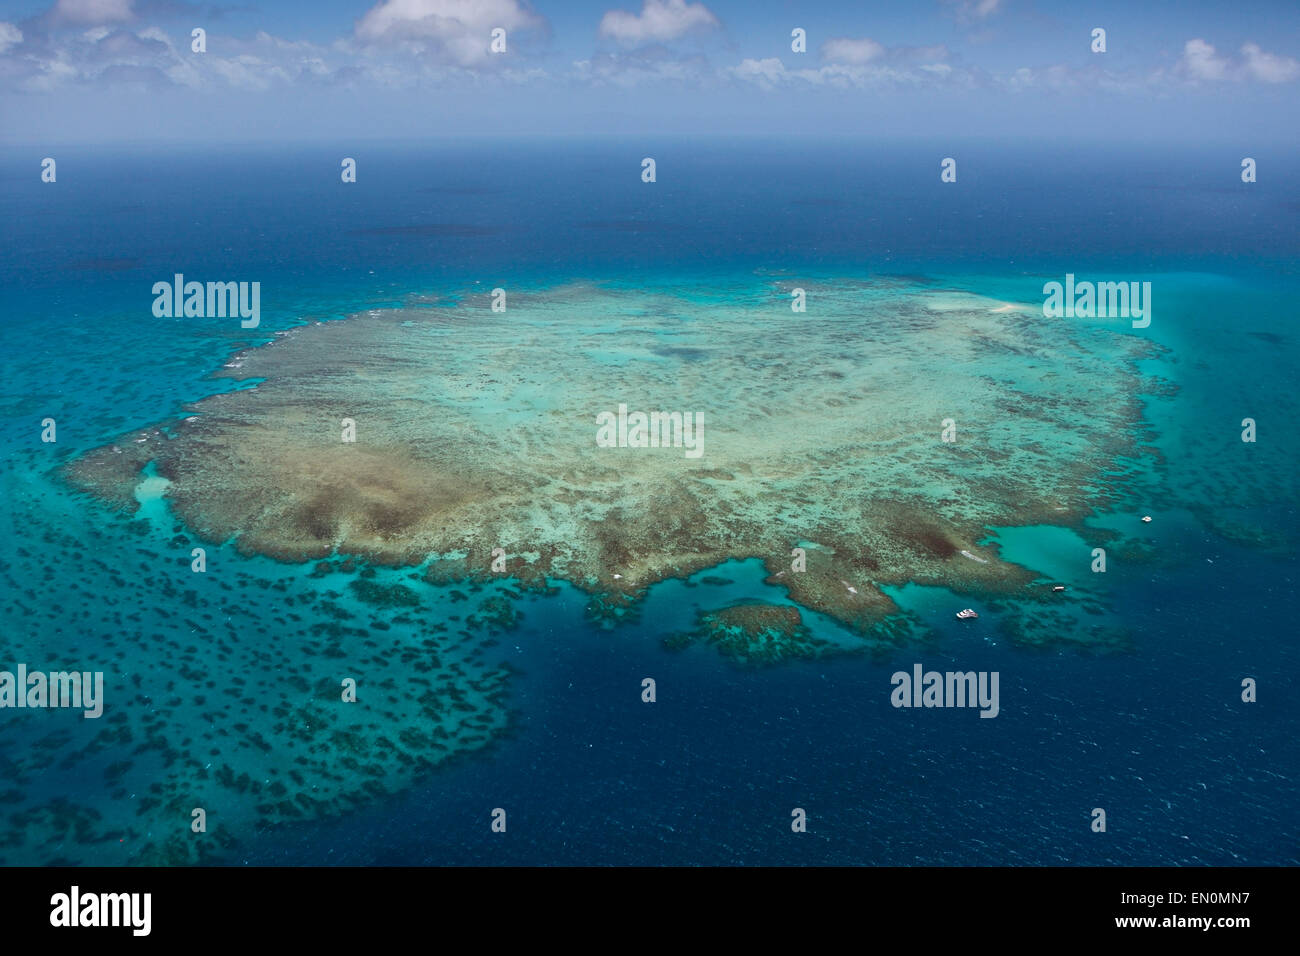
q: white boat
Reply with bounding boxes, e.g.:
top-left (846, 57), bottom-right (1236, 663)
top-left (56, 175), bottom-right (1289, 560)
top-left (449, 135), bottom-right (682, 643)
top-left (956, 608), bottom-right (978, 620)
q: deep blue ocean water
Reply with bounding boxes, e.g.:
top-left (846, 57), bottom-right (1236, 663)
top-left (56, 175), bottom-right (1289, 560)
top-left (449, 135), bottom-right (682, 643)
top-left (0, 140), bottom-right (1295, 865)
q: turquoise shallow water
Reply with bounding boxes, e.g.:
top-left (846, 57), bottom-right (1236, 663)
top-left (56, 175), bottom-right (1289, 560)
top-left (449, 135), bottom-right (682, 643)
top-left (0, 143), bottom-right (1296, 864)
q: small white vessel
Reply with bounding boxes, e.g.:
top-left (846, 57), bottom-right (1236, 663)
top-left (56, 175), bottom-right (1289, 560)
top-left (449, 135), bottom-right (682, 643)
top-left (1052, 585), bottom-right (1066, 593)
top-left (956, 608), bottom-right (978, 620)
top-left (1141, 515), bottom-right (1153, 523)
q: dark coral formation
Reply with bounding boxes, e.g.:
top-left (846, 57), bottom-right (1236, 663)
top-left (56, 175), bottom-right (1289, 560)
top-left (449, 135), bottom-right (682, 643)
top-left (670, 602), bottom-right (831, 666)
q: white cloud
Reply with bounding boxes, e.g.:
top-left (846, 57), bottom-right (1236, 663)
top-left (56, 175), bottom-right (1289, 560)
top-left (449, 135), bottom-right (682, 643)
top-left (2, 16), bottom-right (554, 94)
top-left (1241, 42), bottom-right (1300, 83)
top-left (5, 24), bottom-right (349, 93)
top-left (821, 37), bottom-right (885, 64)
top-left (730, 56), bottom-right (784, 88)
top-left (599, 0), bottom-right (719, 45)
top-left (355, 0), bottom-right (543, 66)
top-left (205, 54), bottom-right (291, 91)
top-left (1177, 38), bottom-right (1299, 84)
top-left (1180, 38), bottom-right (1229, 80)
top-left (728, 37), bottom-right (956, 88)
top-left (573, 48), bottom-right (708, 86)
top-left (728, 49), bottom-right (967, 92)
top-left (997, 37), bottom-right (1299, 96)
top-left (0, 22), bottom-right (22, 54)
top-left (942, 0), bottom-right (1002, 24)
top-left (51, 0), bottom-right (134, 25)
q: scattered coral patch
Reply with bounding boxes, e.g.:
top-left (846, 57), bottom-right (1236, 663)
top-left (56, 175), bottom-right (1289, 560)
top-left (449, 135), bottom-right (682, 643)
top-left (670, 602), bottom-right (831, 667)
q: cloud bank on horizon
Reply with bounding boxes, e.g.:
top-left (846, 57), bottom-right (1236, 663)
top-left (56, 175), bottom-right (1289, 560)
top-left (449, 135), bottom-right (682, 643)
top-left (0, 0), bottom-right (1296, 142)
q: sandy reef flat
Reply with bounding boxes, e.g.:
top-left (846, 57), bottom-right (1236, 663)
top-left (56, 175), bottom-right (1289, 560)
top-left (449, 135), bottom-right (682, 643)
top-left (71, 278), bottom-right (1160, 629)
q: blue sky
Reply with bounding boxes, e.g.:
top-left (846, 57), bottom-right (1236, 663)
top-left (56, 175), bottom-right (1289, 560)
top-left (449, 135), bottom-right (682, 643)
top-left (1, 0), bottom-right (1297, 144)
